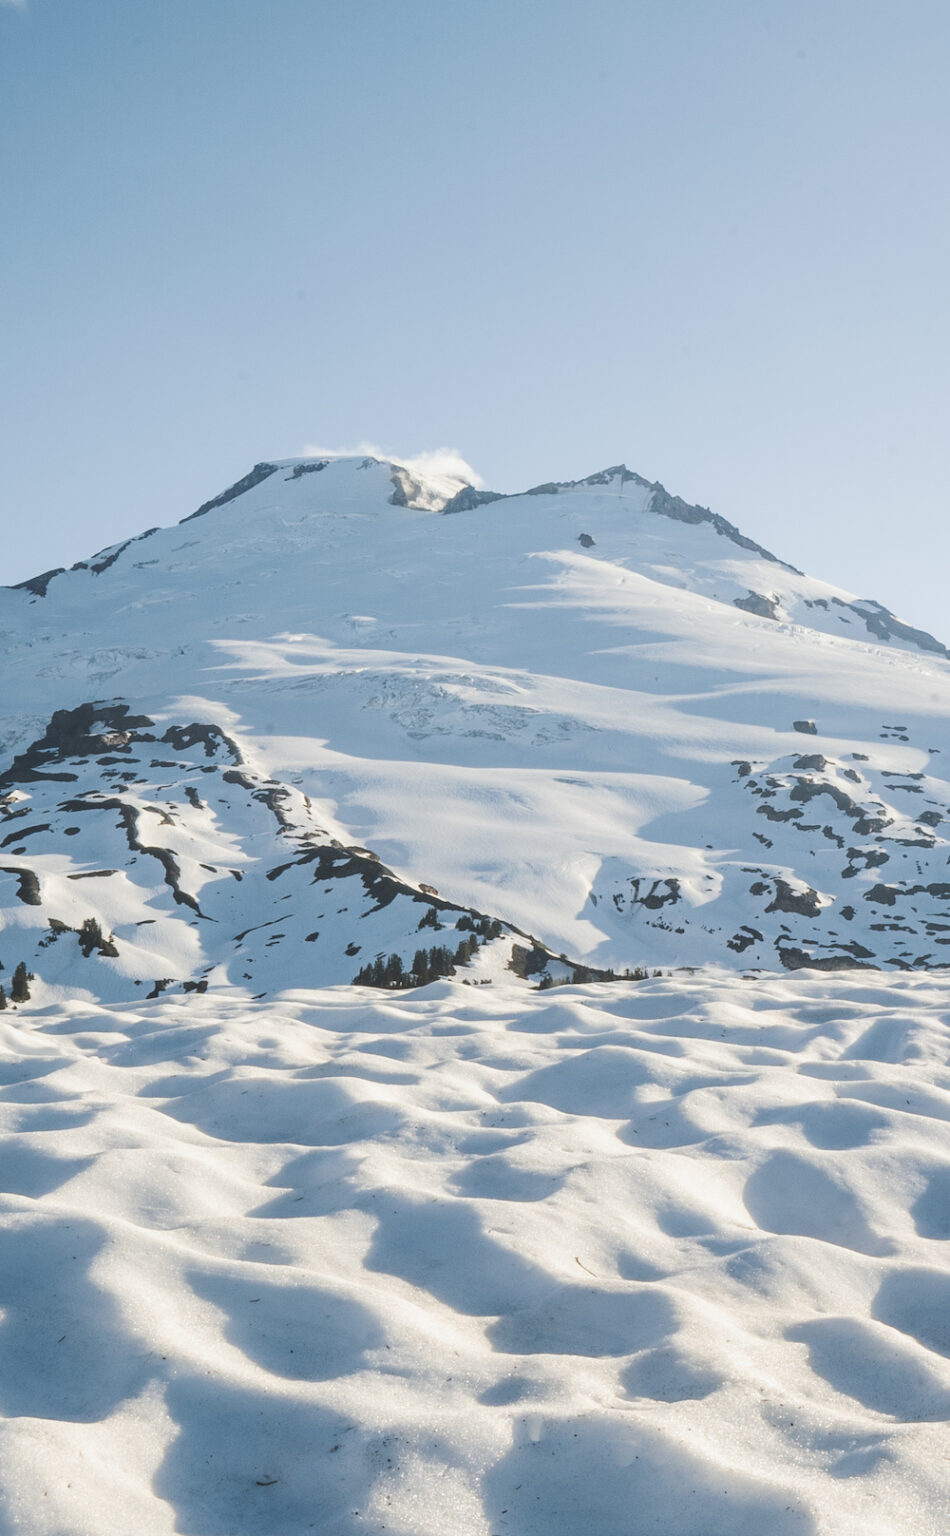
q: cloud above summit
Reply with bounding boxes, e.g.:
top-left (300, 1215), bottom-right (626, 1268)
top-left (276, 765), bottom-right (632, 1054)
top-left (301, 441), bottom-right (483, 489)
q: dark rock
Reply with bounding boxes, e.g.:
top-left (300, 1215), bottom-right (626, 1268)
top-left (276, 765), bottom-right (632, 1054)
top-left (440, 485), bottom-right (506, 515)
top-left (734, 591), bottom-right (779, 620)
top-left (0, 823), bottom-right (50, 848)
top-left (847, 599), bottom-right (949, 659)
top-left (757, 804), bottom-right (802, 822)
top-left (727, 926), bottom-right (763, 953)
top-left (181, 462), bottom-right (279, 524)
top-left (0, 867), bottom-right (40, 905)
top-left (777, 945), bottom-right (875, 972)
top-left (11, 567), bottom-right (66, 597)
top-left (765, 879), bottom-right (822, 918)
top-left (162, 723), bottom-right (242, 763)
top-left (626, 878), bottom-right (681, 909)
top-left (647, 485), bottom-right (800, 571)
top-left (789, 780), bottom-right (861, 816)
top-left (287, 460), bottom-right (328, 479)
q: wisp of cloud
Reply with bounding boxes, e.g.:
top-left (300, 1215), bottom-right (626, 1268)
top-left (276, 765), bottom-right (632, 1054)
top-left (301, 441), bottom-right (484, 499)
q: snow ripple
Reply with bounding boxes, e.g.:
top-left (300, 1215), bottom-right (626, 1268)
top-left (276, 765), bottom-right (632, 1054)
top-left (1, 972), bottom-right (950, 1533)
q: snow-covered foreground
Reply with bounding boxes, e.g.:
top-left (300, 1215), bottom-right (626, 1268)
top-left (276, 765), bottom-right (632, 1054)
top-left (3, 970), bottom-right (950, 1534)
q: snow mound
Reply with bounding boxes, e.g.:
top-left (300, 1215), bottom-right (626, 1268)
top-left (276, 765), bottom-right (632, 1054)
top-left (1, 971), bottom-right (949, 1532)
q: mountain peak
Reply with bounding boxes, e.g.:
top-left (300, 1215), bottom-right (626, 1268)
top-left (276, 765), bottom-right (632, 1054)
top-left (3, 441), bottom-right (950, 1000)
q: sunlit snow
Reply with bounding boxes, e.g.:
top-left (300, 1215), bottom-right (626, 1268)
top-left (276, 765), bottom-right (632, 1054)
top-left (1, 453), bottom-right (950, 1531)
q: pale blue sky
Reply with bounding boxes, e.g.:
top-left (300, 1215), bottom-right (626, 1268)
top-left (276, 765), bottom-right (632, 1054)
top-left (2, 1), bottom-right (948, 635)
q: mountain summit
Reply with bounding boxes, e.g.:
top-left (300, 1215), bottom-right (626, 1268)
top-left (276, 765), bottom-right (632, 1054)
top-left (2, 452), bottom-right (950, 1003)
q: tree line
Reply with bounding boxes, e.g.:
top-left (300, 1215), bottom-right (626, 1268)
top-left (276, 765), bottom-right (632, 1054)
top-left (353, 939), bottom-right (479, 989)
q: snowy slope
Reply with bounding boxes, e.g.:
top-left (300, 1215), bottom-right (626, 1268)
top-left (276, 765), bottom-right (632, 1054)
top-left (3, 453), bottom-right (950, 995)
top-left (3, 456), bottom-right (950, 1534)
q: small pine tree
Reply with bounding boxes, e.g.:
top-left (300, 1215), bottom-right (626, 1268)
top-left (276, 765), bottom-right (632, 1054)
top-left (454, 938), bottom-right (476, 967)
top-left (427, 945), bottom-right (455, 979)
top-left (78, 917), bottom-right (104, 958)
top-left (0, 984), bottom-right (6, 1010)
top-left (384, 953), bottom-right (404, 987)
top-left (11, 962), bottom-right (30, 1003)
top-left (479, 918), bottom-right (503, 940)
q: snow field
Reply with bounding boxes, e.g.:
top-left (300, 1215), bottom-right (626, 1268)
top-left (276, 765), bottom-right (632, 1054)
top-left (5, 455), bottom-right (950, 977)
top-left (1, 971), bottom-right (950, 1532)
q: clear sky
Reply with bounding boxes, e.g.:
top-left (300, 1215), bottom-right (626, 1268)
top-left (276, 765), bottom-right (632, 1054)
top-left (2, 0), bottom-right (948, 636)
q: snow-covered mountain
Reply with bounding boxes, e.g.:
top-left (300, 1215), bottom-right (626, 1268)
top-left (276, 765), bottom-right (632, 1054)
top-left (5, 455), bottom-right (950, 1536)
top-left (3, 451), bottom-right (950, 1002)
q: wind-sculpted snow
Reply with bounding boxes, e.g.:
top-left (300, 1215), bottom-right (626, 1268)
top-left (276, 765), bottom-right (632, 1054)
top-left (1, 972), bottom-right (950, 1531)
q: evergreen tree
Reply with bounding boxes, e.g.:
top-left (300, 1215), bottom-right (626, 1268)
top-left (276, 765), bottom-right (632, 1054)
top-left (0, 985), bottom-right (6, 1010)
top-left (476, 918), bottom-right (503, 940)
top-left (454, 938), bottom-right (476, 966)
top-left (384, 953), bottom-right (404, 986)
top-left (11, 963), bottom-right (30, 1003)
top-left (78, 917), bottom-right (104, 958)
top-left (428, 945), bottom-right (455, 978)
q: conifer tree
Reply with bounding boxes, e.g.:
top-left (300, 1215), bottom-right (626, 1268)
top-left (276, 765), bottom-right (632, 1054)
top-left (384, 954), bottom-right (404, 986)
top-left (78, 918), bottom-right (104, 958)
top-left (11, 963), bottom-right (30, 1003)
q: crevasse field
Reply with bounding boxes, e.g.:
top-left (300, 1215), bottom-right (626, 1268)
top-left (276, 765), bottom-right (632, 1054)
top-left (3, 455), bottom-right (950, 1531)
